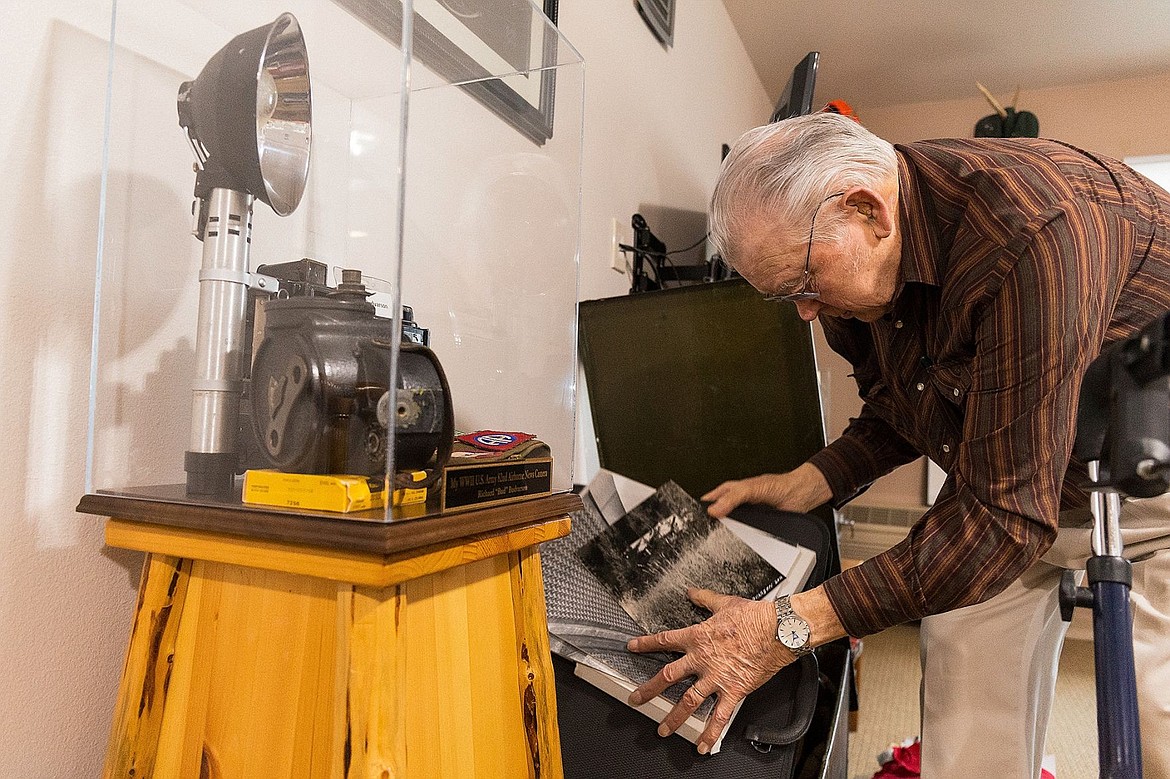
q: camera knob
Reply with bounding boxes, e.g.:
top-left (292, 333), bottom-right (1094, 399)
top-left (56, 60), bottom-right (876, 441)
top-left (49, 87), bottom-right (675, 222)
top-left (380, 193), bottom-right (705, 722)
top-left (376, 390), bottom-right (391, 428)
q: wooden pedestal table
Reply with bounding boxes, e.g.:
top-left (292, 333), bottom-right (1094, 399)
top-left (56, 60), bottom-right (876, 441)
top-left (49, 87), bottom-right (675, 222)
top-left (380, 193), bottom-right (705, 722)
top-left (78, 489), bottom-right (580, 779)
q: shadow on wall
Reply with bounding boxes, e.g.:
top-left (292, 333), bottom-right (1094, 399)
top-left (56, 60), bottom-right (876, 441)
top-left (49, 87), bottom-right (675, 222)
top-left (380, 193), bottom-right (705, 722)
top-left (0, 18), bottom-right (195, 774)
top-left (633, 204), bottom-right (710, 279)
top-left (92, 166), bottom-right (200, 491)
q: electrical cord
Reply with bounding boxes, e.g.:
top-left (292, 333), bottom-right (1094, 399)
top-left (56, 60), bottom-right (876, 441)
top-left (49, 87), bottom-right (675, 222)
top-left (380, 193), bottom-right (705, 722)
top-left (619, 231), bottom-right (710, 286)
top-left (617, 230), bottom-right (711, 259)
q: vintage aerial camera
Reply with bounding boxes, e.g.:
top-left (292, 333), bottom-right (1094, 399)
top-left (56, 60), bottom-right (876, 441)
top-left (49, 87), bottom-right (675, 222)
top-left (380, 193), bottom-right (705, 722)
top-left (240, 259), bottom-right (454, 487)
top-left (178, 12), bottom-right (452, 496)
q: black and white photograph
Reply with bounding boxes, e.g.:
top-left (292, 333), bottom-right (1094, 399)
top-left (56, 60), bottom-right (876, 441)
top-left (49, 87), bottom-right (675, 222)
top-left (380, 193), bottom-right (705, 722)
top-left (540, 479), bottom-right (660, 671)
top-left (576, 480), bottom-right (784, 635)
top-left (540, 472), bottom-right (717, 721)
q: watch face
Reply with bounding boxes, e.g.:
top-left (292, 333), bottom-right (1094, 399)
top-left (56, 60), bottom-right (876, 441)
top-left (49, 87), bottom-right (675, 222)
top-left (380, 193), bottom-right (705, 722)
top-left (777, 616), bottom-right (810, 650)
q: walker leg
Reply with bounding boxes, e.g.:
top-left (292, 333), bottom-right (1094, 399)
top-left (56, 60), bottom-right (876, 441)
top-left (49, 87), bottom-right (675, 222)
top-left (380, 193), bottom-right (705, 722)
top-left (1087, 482), bottom-right (1142, 779)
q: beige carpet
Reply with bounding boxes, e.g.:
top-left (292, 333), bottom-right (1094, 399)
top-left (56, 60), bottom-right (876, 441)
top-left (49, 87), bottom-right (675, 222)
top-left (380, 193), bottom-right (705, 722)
top-left (846, 624), bottom-right (1098, 779)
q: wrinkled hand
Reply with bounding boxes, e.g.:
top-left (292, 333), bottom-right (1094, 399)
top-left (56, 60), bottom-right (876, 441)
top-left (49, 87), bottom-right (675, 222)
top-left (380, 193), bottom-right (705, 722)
top-left (702, 463), bottom-right (829, 519)
top-left (626, 588), bottom-right (791, 754)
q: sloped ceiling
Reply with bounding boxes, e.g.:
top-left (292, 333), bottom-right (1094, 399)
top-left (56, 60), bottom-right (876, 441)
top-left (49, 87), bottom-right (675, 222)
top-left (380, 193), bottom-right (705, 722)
top-left (721, 0), bottom-right (1170, 111)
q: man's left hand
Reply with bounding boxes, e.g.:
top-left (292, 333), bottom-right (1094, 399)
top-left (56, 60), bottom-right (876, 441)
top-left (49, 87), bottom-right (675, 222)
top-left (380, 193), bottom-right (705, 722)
top-left (626, 588), bottom-right (791, 754)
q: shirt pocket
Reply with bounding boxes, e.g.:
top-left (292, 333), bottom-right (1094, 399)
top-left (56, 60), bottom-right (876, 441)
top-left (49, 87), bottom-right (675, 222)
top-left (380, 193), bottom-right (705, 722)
top-left (928, 361), bottom-right (971, 408)
top-left (924, 361), bottom-right (971, 468)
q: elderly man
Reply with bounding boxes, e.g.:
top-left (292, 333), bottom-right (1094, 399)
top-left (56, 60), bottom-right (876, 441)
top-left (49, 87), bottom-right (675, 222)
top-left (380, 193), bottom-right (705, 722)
top-left (627, 112), bottom-right (1170, 777)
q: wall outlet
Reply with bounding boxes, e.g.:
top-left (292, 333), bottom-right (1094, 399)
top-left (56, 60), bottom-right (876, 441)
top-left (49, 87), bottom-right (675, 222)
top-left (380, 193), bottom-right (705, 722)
top-left (610, 217), bottom-right (627, 274)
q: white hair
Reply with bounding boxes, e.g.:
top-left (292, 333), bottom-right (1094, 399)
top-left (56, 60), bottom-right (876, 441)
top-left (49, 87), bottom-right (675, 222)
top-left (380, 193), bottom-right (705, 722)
top-left (709, 113), bottom-right (897, 268)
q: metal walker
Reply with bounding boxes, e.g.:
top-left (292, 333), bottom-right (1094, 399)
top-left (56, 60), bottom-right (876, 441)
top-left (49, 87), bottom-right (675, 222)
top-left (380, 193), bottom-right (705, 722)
top-left (1062, 312), bottom-right (1170, 778)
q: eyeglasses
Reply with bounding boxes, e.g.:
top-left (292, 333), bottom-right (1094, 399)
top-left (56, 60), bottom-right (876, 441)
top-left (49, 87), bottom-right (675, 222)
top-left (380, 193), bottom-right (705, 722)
top-left (764, 191), bottom-right (845, 303)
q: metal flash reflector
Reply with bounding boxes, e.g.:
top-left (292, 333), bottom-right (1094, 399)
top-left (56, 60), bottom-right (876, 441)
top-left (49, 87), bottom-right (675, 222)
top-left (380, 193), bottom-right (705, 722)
top-left (178, 12), bottom-right (312, 214)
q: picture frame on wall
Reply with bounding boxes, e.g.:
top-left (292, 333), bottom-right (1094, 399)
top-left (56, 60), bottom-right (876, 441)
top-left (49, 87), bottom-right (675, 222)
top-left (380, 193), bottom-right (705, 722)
top-left (336, 0), bottom-right (559, 145)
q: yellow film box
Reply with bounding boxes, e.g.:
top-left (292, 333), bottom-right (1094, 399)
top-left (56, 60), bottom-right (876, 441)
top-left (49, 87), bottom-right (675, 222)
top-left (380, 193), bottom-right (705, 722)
top-left (243, 470), bottom-right (426, 513)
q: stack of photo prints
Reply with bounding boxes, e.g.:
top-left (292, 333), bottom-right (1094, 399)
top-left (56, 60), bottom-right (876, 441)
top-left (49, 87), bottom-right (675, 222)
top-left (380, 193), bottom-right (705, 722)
top-left (541, 471), bottom-right (816, 752)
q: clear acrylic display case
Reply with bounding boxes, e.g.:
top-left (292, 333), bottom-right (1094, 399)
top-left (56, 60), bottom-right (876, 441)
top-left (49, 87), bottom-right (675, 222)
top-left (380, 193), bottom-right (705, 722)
top-left (84, 0), bottom-right (584, 522)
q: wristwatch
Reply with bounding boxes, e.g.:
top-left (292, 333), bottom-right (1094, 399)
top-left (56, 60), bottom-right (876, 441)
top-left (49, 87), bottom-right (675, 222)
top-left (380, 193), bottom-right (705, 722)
top-left (774, 595), bottom-right (814, 656)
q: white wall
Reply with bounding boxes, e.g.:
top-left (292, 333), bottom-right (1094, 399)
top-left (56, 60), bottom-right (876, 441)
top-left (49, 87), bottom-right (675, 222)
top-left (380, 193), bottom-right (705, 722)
top-left (860, 70), bottom-right (1170, 158)
top-left (558, 1), bottom-right (770, 303)
top-left (0, 1), bottom-right (141, 774)
top-left (0, 0), bottom-right (769, 772)
top-left (557, 0), bottom-right (773, 481)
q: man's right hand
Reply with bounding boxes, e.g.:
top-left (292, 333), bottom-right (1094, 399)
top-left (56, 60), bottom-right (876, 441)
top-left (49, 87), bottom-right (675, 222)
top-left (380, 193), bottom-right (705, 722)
top-left (701, 463), bottom-right (832, 518)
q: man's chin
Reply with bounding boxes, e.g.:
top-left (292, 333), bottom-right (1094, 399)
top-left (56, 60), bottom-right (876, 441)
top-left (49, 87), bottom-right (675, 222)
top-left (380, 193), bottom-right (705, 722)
top-left (852, 306), bottom-right (892, 322)
top-left (819, 302), bottom-right (890, 322)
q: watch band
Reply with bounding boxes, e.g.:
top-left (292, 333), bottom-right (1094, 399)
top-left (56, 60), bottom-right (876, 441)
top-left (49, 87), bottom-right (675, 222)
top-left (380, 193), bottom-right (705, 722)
top-left (774, 595), bottom-right (814, 656)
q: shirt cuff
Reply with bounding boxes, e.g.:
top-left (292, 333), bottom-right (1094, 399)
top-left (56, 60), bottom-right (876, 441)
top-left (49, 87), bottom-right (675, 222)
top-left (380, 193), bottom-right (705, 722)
top-left (821, 546), bottom-right (924, 637)
top-left (807, 436), bottom-right (883, 506)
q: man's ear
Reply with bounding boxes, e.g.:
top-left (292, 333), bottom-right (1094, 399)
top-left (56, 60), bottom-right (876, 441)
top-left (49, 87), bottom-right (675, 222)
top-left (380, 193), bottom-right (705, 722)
top-left (842, 186), bottom-right (894, 239)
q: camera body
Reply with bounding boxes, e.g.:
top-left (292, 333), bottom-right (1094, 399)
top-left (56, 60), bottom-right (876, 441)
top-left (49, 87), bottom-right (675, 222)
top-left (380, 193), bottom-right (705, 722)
top-left (240, 259), bottom-right (453, 480)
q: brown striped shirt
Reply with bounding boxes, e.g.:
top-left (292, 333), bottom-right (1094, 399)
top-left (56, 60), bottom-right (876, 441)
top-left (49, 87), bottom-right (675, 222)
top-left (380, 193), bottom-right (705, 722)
top-left (811, 138), bottom-right (1170, 637)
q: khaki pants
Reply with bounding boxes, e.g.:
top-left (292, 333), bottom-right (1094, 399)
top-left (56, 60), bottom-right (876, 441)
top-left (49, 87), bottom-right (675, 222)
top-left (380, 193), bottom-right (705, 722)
top-left (918, 494), bottom-right (1170, 779)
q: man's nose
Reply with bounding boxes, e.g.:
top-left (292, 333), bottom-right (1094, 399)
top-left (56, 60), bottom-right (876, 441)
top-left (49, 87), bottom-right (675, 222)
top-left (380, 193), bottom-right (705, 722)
top-left (794, 300), bottom-right (822, 321)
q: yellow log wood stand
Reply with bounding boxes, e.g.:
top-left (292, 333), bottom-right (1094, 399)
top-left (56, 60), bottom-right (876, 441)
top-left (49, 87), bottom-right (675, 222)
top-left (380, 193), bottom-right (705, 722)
top-left (84, 492), bottom-right (578, 779)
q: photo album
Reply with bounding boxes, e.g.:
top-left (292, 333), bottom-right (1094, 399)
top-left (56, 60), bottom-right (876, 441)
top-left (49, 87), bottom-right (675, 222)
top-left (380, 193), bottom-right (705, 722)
top-left (541, 470), bottom-right (817, 751)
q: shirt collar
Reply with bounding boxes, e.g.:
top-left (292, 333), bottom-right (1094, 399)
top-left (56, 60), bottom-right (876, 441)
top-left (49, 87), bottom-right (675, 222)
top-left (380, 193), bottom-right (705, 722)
top-left (895, 146), bottom-right (940, 289)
